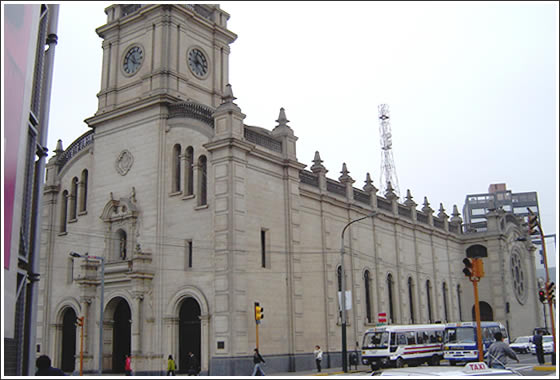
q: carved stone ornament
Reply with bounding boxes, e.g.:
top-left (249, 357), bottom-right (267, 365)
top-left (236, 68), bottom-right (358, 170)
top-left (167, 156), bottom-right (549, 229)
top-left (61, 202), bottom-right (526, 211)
top-left (115, 150), bottom-right (134, 176)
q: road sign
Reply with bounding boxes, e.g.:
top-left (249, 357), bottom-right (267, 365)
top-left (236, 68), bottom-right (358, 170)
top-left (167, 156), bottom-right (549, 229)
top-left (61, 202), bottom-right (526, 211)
top-left (378, 312), bottom-right (387, 324)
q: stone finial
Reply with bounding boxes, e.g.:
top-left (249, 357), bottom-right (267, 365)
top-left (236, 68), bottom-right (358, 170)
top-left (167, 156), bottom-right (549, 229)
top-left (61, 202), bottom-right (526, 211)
top-left (363, 172), bottom-right (378, 194)
top-left (403, 189), bottom-right (416, 207)
top-left (54, 139), bottom-right (64, 156)
top-left (338, 163), bottom-right (353, 183)
top-left (437, 203), bottom-right (448, 219)
top-left (422, 196), bottom-right (433, 214)
top-left (384, 181), bottom-right (398, 201)
top-left (310, 151), bottom-right (327, 173)
top-left (276, 107), bottom-right (289, 127)
top-left (450, 204), bottom-right (463, 223)
top-left (222, 83), bottom-right (237, 104)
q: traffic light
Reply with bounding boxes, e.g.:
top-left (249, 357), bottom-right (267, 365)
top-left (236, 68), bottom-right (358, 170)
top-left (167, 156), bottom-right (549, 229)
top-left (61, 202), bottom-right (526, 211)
top-left (546, 282), bottom-right (555, 303)
top-left (76, 316), bottom-right (84, 326)
top-left (472, 258), bottom-right (484, 278)
top-left (539, 288), bottom-right (547, 303)
top-left (463, 258), bottom-right (473, 277)
top-left (527, 209), bottom-right (539, 236)
top-left (255, 302), bottom-right (264, 321)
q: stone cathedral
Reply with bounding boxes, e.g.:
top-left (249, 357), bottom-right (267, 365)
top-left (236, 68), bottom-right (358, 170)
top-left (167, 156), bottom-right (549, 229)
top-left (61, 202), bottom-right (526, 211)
top-left (37, 4), bottom-right (542, 375)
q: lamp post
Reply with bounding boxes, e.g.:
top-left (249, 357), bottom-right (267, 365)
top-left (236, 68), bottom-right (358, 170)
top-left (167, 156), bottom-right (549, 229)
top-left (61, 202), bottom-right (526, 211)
top-left (70, 252), bottom-right (105, 374)
top-left (340, 212), bottom-right (376, 372)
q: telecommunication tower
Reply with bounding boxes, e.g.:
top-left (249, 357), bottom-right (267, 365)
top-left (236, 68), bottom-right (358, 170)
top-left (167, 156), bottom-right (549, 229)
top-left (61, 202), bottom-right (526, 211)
top-left (378, 104), bottom-right (401, 199)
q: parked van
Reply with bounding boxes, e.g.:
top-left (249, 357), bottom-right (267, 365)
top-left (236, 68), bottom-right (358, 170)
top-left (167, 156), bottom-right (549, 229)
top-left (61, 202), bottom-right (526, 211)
top-left (361, 324), bottom-right (445, 370)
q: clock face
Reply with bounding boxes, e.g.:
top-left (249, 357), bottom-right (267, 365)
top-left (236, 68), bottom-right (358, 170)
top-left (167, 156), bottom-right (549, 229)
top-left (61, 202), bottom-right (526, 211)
top-left (188, 48), bottom-right (208, 77)
top-left (123, 46), bottom-right (143, 75)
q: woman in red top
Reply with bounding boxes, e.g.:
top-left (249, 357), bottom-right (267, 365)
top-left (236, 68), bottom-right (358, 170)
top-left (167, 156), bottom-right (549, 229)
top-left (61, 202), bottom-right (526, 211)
top-left (125, 354), bottom-right (132, 376)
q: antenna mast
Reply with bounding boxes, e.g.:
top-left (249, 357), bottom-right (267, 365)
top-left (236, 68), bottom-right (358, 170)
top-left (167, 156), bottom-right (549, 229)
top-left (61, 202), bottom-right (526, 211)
top-left (378, 104), bottom-right (401, 199)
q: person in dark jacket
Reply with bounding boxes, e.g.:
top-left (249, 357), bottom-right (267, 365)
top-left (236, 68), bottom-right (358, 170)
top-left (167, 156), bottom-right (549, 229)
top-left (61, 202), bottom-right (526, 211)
top-left (533, 330), bottom-right (545, 364)
top-left (251, 348), bottom-right (266, 376)
top-left (35, 355), bottom-right (66, 376)
top-left (186, 352), bottom-right (199, 376)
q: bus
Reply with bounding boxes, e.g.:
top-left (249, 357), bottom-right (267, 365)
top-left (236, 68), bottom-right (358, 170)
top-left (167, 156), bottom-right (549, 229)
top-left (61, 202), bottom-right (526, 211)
top-left (361, 324), bottom-right (445, 370)
top-left (443, 321), bottom-right (508, 365)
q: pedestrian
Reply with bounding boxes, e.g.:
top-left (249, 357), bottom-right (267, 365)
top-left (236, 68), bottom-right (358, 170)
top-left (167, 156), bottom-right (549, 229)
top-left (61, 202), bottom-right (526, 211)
top-left (186, 351), bottom-right (199, 376)
top-left (35, 354), bottom-right (66, 376)
top-left (125, 354), bottom-right (132, 376)
top-left (533, 329), bottom-right (545, 364)
top-left (251, 348), bottom-right (266, 376)
top-left (167, 354), bottom-right (176, 376)
top-left (485, 332), bottom-right (519, 369)
top-left (313, 345), bottom-right (323, 372)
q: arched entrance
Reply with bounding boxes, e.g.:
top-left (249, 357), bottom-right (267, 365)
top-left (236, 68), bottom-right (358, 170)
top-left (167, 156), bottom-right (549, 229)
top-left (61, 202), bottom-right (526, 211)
top-left (471, 301), bottom-right (494, 321)
top-left (179, 297), bottom-right (201, 374)
top-left (61, 308), bottom-right (77, 372)
top-left (111, 298), bottom-right (131, 373)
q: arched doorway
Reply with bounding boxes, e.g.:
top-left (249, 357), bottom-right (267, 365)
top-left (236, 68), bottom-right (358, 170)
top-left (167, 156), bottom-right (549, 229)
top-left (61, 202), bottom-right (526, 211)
top-left (111, 298), bottom-right (131, 373)
top-left (61, 308), bottom-right (77, 372)
top-left (179, 297), bottom-right (201, 374)
top-left (471, 301), bottom-right (494, 321)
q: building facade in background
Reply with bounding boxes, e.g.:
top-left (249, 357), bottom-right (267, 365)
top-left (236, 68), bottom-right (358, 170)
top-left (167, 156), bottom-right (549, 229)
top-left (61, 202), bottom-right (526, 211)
top-left (35, 4), bottom-right (542, 376)
top-left (462, 183), bottom-right (540, 233)
top-left (3, 3), bottom-right (59, 376)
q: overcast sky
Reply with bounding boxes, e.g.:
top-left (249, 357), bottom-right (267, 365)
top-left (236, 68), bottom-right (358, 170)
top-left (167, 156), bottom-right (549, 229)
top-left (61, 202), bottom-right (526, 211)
top-left (43, 2), bottom-right (558, 266)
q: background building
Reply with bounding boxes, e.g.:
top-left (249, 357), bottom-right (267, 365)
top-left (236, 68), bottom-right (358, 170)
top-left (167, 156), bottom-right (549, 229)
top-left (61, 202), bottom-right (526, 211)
top-left (3, 3), bottom-right (59, 376)
top-left (462, 183), bottom-right (540, 233)
top-left (35, 4), bottom-right (542, 376)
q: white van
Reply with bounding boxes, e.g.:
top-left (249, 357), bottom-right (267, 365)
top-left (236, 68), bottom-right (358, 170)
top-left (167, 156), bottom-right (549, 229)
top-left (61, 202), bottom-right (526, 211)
top-left (361, 324), bottom-right (445, 370)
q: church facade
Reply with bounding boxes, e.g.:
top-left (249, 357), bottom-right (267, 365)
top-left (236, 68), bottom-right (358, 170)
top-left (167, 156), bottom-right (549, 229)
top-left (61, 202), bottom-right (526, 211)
top-left (37, 4), bottom-right (542, 375)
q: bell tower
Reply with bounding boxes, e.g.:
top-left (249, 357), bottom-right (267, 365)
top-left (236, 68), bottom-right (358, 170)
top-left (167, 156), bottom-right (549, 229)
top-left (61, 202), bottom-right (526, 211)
top-left (90, 4), bottom-right (236, 118)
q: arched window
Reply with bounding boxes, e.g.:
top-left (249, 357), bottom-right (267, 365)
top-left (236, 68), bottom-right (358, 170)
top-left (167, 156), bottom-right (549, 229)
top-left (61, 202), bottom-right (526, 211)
top-left (426, 280), bottom-right (433, 323)
top-left (387, 274), bottom-right (394, 324)
top-left (442, 282), bottom-right (449, 322)
top-left (79, 169), bottom-right (88, 212)
top-left (364, 270), bottom-right (372, 323)
top-left (457, 285), bottom-right (463, 321)
top-left (172, 144), bottom-right (181, 193)
top-left (70, 177), bottom-right (78, 220)
top-left (185, 147), bottom-right (194, 196)
top-left (198, 155), bottom-right (207, 205)
top-left (115, 229), bottom-right (127, 260)
top-left (408, 277), bottom-right (415, 324)
top-left (60, 190), bottom-right (68, 233)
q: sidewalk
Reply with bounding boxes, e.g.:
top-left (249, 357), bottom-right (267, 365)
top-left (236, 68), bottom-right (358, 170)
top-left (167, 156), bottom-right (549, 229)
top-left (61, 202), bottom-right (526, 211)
top-left (268, 364), bottom-right (370, 377)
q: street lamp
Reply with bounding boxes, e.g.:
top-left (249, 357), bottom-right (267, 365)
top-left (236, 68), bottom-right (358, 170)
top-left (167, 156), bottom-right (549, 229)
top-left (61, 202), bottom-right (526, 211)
top-left (340, 212), bottom-right (376, 372)
top-left (70, 252), bottom-right (105, 374)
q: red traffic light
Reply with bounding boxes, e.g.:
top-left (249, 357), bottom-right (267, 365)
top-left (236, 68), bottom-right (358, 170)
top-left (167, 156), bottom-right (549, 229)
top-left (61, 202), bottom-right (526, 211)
top-left (539, 289), bottom-right (547, 303)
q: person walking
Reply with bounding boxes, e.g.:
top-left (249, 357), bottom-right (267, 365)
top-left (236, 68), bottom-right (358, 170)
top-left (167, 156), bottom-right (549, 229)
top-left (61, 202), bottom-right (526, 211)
top-left (313, 345), bottom-right (323, 372)
top-left (167, 354), bottom-right (176, 376)
top-left (124, 354), bottom-right (132, 376)
top-left (485, 332), bottom-right (519, 369)
top-left (35, 355), bottom-right (66, 376)
top-left (186, 352), bottom-right (199, 376)
top-left (251, 348), bottom-right (266, 376)
top-left (533, 330), bottom-right (545, 364)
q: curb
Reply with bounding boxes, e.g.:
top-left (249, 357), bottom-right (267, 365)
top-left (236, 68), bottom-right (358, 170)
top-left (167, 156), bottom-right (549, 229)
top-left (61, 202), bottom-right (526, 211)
top-left (310, 369), bottom-right (363, 376)
top-left (533, 365), bottom-right (556, 371)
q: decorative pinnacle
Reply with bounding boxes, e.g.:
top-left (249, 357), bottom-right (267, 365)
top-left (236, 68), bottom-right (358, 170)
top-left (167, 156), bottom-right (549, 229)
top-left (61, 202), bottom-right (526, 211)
top-left (311, 151), bottom-right (326, 173)
top-left (54, 139), bottom-right (64, 156)
top-left (404, 189), bottom-right (416, 207)
top-left (450, 204), bottom-right (463, 223)
top-left (275, 107), bottom-right (290, 127)
top-left (384, 181), bottom-right (398, 200)
top-left (422, 196), bottom-right (433, 214)
top-left (437, 203), bottom-right (448, 219)
top-left (338, 163), bottom-right (353, 183)
top-left (222, 84), bottom-right (237, 103)
top-left (363, 172), bottom-right (377, 193)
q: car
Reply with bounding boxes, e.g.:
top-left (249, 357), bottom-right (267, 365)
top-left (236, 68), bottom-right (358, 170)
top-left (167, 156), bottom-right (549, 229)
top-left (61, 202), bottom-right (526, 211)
top-left (371, 361), bottom-right (521, 376)
top-left (510, 336), bottom-right (532, 354)
top-left (531, 335), bottom-right (554, 354)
